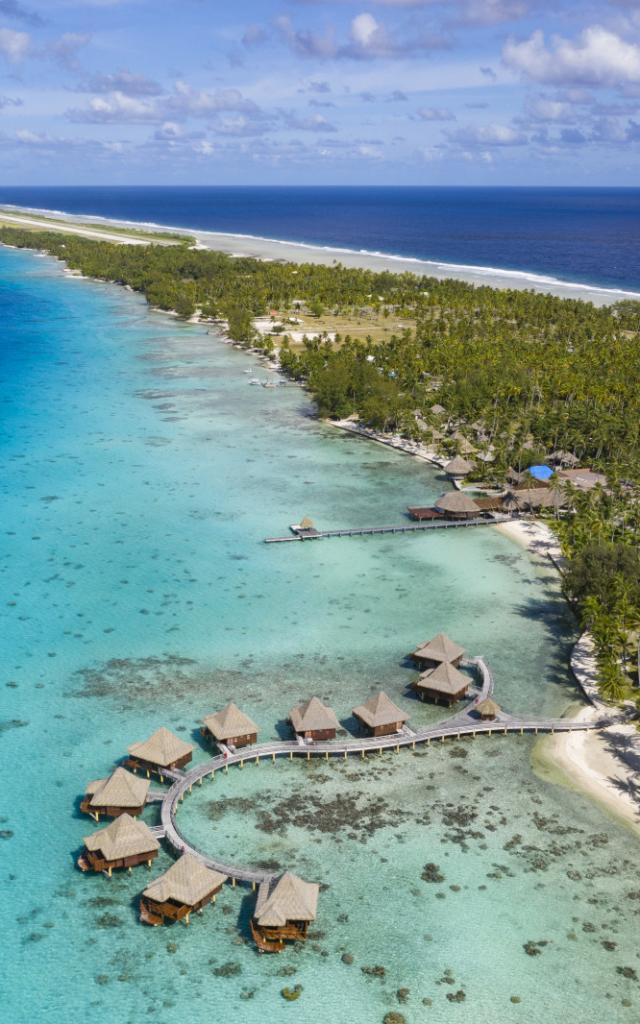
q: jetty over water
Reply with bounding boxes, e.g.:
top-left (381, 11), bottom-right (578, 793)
top-left (265, 513), bottom-right (510, 544)
top-left (155, 657), bottom-right (609, 885)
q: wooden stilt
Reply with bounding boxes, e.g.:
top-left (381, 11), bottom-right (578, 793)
top-left (289, 751), bottom-right (293, 760)
top-left (232, 877), bottom-right (236, 888)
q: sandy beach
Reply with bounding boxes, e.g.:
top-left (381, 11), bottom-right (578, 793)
top-left (498, 519), bottom-right (640, 833)
top-left (2, 203), bottom-right (639, 307)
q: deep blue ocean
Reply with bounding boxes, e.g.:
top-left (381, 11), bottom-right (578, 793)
top-left (0, 185), bottom-right (639, 292)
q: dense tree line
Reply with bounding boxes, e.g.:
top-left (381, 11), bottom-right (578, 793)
top-left (2, 226), bottom-right (639, 702)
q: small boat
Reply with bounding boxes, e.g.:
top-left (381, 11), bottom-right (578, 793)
top-left (248, 378), bottom-right (261, 385)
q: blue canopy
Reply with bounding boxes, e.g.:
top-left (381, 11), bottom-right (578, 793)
top-left (529, 464), bottom-right (553, 481)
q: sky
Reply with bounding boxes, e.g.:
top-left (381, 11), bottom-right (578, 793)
top-left (1, 0), bottom-right (640, 184)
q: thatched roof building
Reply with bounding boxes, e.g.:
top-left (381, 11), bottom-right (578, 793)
top-left (557, 467), bottom-right (607, 491)
top-left (410, 632), bottom-right (465, 668)
top-left (78, 813), bottom-right (159, 874)
top-left (140, 853), bottom-right (228, 926)
top-left (252, 872), bottom-right (319, 951)
top-left (202, 702), bottom-right (258, 748)
top-left (434, 491), bottom-right (481, 518)
top-left (413, 662), bottom-right (470, 706)
top-left (549, 450), bottom-right (580, 468)
top-left (81, 767), bottom-right (149, 820)
top-left (352, 691), bottom-right (409, 737)
top-left (476, 698), bottom-right (501, 720)
top-left (445, 455), bottom-right (474, 478)
top-left (289, 696), bottom-right (340, 740)
top-left (511, 486), bottom-right (564, 512)
top-left (127, 727), bottom-right (193, 774)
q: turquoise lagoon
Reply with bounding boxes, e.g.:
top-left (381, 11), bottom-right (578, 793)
top-left (1, 246), bottom-right (639, 1024)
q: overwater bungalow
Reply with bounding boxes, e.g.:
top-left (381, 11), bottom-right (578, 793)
top-left (139, 853), bottom-right (228, 926)
top-left (410, 632), bottom-right (465, 669)
top-left (126, 727), bottom-right (193, 777)
top-left (412, 662), bottom-right (470, 706)
top-left (202, 702), bottom-right (258, 749)
top-left (251, 872), bottom-right (319, 953)
top-left (289, 696), bottom-right (340, 741)
top-left (80, 767), bottom-right (150, 821)
top-left (434, 491), bottom-right (481, 519)
top-left (77, 813), bottom-right (159, 875)
top-left (352, 691), bottom-right (409, 737)
top-left (476, 698), bottom-right (501, 721)
top-left (445, 455), bottom-right (474, 478)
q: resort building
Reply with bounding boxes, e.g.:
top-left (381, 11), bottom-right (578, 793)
top-left (445, 455), bottom-right (474, 478)
top-left (80, 767), bottom-right (150, 821)
top-left (476, 698), bottom-right (501, 721)
top-left (251, 872), bottom-right (319, 953)
top-left (77, 813), bottom-right (159, 875)
top-left (410, 632), bottom-right (465, 669)
top-left (139, 853), bottom-right (228, 926)
top-left (352, 691), bottom-right (409, 737)
top-left (126, 727), bottom-right (193, 777)
top-left (434, 491), bottom-right (482, 519)
top-left (556, 467), bottom-right (607, 491)
top-left (412, 662), bottom-right (470, 706)
top-left (289, 696), bottom-right (340, 741)
top-left (202, 702), bottom-right (258, 749)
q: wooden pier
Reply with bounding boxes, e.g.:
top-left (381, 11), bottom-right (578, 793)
top-left (264, 514), bottom-right (510, 544)
top-left (158, 656), bottom-right (610, 885)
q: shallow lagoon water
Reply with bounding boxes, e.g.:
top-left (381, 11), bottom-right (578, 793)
top-left (2, 247), bottom-right (639, 1023)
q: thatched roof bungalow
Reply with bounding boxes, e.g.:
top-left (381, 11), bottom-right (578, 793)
top-left (352, 691), bottom-right (409, 737)
top-left (476, 698), bottom-right (501, 721)
top-left (413, 662), bottom-right (470, 706)
top-left (80, 767), bottom-right (150, 821)
top-left (445, 455), bottom-right (474, 478)
top-left (140, 853), bottom-right (228, 926)
top-left (77, 813), bottom-right (159, 875)
top-left (557, 468), bottom-right (607, 492)
top-left (289, 697), bottom-right (340, 741)
top-left (202, 702), bottom-right (258, 749)
top-left (251, 872), bottom-right (319, 952)
top-left (410, 632), bottom-right (465, 669)
top-left (127, 727), bottom-right (193, 777)
top-left (434, 491), bottom-right (481, 519)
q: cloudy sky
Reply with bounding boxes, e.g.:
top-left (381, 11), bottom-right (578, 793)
top-left (1, 0), bottom-right (639, 184)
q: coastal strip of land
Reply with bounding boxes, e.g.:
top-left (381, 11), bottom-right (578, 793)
top-left (1, 203), bottom-right (638, 306)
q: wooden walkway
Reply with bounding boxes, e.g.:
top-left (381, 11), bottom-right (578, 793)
top-left (157, 657), bottom-right (610, 885)
top-left (264, 514), bottom-right (510, 544)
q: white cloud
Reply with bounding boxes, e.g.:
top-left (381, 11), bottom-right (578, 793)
top-left (351, 13), bottom-right (380, 48)
top-left (0, 27), bottom-right (29, 61)
top-left (416, 106), bottom-right (456, 121)
top-left (69, 91), bottom-right (157, 123)
top-left (503, 27), bottom-right (640, 87)
top-left (446, 122), bottom-right (527, 146)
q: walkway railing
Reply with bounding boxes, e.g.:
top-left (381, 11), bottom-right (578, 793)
top-left (157, 656), bottom-right (609, 885)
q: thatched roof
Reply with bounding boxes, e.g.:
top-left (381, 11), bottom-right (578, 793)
top-left (413, 632), bottom-right (465, 664)
top-left (86, 767), bottom-right (149, 808)
top-left (290, 696), bottom-right (340, 734)
top-left (512, 486), bottom-right (564, 511)
top-left (143, 854), bottom-right (227, 906)
top-left (549, 450), bottom-right (580, 468)
top-left (254, 872), bottom-right (319, 927)
top-left (557, 468), bottom-right (607, 491)
top-left (430, 403), bottom-right (446, 416)
top-left (299, 516), bottom-right (314, 530)
top-left (434, 490), bottom-right (481, 515)
top-left (128, 727), bottom-right (193, 768)
top-left (352, 691), bottom-right (409, 729)
top-left (476, 698), bottom-right (501, 716)
top-left (203, 702), bottom-right (258, 741)
top-left (416, 661), bottom-right (469, 696)
top-left (445, 455), bottom-right (474, 476)
top-left (84, 813), bottom-right (159, 860)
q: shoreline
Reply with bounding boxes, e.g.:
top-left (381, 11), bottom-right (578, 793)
top-left (497, 519), bottom-right (640, 833)
top-left (6, 228), bottom-right (640, 836)
top-left (2, 202), bottom-right (639, 306)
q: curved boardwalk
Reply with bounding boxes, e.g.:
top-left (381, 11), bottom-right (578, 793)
top-left (158, 657), bottom-right (610, 885)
